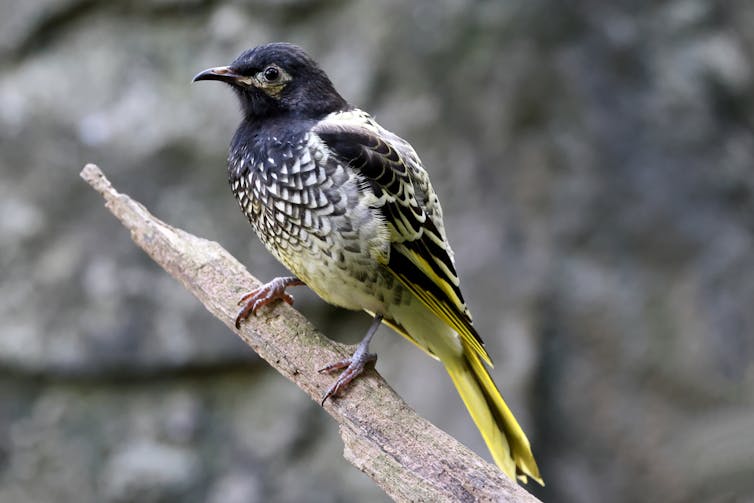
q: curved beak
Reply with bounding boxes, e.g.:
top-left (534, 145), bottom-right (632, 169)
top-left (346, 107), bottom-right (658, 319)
top-left (192, 66), bottom-right (245, 84)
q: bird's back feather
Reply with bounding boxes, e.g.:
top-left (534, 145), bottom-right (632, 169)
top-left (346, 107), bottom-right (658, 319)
top-left (315, 111), bottom-right (492, 365)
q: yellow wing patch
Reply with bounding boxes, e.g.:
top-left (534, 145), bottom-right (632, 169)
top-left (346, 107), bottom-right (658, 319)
top-left (390, 244), bottom-right (492, 366)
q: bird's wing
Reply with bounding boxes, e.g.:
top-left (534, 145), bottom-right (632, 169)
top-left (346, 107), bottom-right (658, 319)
top-left (376, 128), bottom-right (449, 246)
top-left (314, 111), bottom-right (491, 365)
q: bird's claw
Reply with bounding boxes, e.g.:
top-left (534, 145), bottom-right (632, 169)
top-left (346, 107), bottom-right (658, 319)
top-left (319, 352), bottom-right (377, 406)
top-left (234, 276), bottom-right (303, 329)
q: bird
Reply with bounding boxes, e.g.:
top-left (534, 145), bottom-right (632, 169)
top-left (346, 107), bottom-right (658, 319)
top-left (193, 42), bottom-right (542, 485)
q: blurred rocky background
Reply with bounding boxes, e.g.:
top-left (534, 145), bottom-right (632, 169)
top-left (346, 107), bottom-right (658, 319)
top-left (1, 0), bottom-right (753, 501)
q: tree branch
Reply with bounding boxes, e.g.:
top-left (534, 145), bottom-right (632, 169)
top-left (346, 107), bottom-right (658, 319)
top-left (80, 163), bottom-right (541, 503)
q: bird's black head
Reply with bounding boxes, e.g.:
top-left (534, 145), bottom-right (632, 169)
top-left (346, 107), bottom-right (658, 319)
top-left (193, 43), bottom-right (349, 121)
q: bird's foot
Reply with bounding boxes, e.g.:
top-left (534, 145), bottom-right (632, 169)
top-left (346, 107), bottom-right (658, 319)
top-left (319, 314), bottom-right (383, 405)
top-left (318, 350), bottom-right (377, 405)
top-left (235, 276), bottom-right (304, 329)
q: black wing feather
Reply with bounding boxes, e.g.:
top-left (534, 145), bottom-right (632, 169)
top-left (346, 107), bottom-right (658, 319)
top-left (315, 121), bottom-right (491, 363)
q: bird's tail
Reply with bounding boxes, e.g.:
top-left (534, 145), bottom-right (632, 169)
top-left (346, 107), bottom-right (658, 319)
top-left (443, 345), bottom-right (543, 485)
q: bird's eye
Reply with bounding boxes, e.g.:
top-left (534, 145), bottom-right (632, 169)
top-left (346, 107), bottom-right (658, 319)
top-left (263, 66), bottom-right (280, 82)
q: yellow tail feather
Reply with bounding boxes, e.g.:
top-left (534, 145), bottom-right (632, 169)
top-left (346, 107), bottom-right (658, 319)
top-left (443, 347), bottom-right (543, 485)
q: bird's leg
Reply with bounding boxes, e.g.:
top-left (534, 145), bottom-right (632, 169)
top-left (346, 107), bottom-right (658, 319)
top-left (235, 276), bottom-right (305, 329)
top-left (319, 314), bottom-right (383, 405)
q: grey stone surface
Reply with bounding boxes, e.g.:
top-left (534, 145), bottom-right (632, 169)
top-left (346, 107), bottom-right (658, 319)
top-left (1, 0), bottom-right (752, 501)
